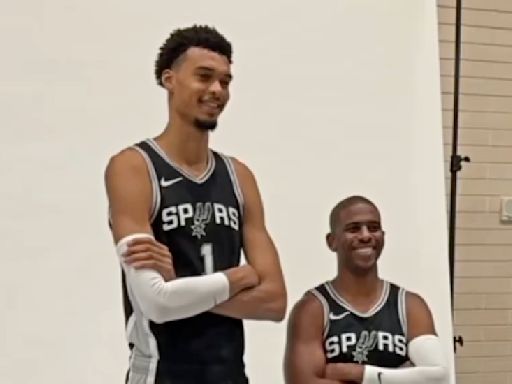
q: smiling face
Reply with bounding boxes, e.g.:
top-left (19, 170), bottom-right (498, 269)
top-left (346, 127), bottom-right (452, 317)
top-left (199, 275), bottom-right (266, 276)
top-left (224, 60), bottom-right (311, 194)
top-left (161, 47), bottom-right (232, 131)
top-left (327, 201), bottom-right (385, 275)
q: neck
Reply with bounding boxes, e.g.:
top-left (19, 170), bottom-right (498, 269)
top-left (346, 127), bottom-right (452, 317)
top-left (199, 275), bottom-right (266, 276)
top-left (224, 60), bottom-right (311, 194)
top-left (155, 115), bottom-right (210, 169)
top-left (332, 266), bottom-right (381, 300)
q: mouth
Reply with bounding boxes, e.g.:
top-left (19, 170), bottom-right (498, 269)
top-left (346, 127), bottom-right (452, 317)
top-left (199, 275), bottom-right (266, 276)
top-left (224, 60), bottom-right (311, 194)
top-left (199, 99), bottom-right (222, 114)
top-left (352, 246), bottom-right (375, 258)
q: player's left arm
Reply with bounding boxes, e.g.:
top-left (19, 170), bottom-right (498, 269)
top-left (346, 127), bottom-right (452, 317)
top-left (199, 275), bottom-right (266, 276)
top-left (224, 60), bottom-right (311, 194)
top-left (325, 292), bottom-right (449, 383)
top-left (210, 158), bottom-right (287, 321)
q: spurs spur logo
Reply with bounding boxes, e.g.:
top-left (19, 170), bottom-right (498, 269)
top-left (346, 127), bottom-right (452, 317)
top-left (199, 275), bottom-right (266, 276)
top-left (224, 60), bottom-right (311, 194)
top-left (191, 202), bottom-right (213, 239)
top-left (352, 330), bottom-right (378, 363)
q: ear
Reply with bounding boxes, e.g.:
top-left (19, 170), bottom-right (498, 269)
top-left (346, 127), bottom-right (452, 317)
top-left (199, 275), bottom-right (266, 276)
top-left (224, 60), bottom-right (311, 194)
top-left (326, 233), bottom-right (337, 252)
top-left (161, 69), bottom-right (174, 92)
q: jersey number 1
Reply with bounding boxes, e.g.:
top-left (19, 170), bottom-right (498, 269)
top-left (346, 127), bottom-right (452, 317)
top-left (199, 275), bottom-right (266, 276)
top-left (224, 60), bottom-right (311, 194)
top-left (200, 243), bottom-right (214, 274)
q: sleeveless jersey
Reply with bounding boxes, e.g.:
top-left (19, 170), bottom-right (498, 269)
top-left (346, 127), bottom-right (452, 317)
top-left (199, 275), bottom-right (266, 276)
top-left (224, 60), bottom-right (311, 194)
top-left (120, 138), bottom-right (247, 384)
top-left (310, 280), bottom-right (410, 368)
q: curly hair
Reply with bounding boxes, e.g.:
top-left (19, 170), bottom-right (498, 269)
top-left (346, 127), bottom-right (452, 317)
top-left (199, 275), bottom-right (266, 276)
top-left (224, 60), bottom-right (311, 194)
top-left (154, 25), bottom-right (232, 87)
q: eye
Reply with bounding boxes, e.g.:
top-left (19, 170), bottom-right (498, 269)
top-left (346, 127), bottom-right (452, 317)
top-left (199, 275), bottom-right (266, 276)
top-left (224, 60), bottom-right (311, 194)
top-left (197, 73), bottom-right (212, 82)
top-left (219, 79), bottom-right (231, 89)
top-left (367, 223), bottom-right (382, 232)
top-left (345, 225), bottom-right (361, 233)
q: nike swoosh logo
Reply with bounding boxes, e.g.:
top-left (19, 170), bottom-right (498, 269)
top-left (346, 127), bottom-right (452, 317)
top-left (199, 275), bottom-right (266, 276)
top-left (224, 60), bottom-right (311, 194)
top-left (160, 177), bottom-right (183, 187)
top-left (328, 311), bottom-right (350, 321)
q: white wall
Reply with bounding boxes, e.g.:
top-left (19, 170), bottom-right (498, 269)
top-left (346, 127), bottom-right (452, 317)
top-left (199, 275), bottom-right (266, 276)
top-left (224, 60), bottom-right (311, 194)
top-left (0, 0), bottom-right (455, 383)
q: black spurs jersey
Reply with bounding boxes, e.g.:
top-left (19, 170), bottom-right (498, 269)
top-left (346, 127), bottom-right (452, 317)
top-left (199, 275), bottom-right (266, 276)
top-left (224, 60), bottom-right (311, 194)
top-left (121, 138), bottom-right (247, 384)
top-left (310, 280), bottom-right (410, 368)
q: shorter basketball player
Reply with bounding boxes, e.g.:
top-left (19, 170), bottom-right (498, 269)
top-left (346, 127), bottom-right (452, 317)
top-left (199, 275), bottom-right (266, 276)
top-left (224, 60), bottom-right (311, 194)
top-left (284, 196), bottom-right (449, 384)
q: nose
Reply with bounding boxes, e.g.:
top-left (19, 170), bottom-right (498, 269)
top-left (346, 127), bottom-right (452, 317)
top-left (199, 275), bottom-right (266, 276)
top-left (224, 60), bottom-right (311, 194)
top-left (358, 226), bottom-right (371, 241)
top-left (208, 80), bottom-right (223, 94)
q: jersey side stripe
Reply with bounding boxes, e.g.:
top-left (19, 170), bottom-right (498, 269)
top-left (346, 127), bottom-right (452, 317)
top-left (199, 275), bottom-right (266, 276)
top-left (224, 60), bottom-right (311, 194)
top-left (309, 288), bottom-right (330, 338)
top-left (398, 287), bottom-right (408, 340)
top-left (219, 154), bottom-right (244, 214)
top-left (132, 145), bottom-right (160, 223)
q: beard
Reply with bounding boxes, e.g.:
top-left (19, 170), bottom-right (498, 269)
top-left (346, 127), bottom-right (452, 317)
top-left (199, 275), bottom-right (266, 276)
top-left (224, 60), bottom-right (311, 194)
top-left (193, 117), bottom-right (218, 131)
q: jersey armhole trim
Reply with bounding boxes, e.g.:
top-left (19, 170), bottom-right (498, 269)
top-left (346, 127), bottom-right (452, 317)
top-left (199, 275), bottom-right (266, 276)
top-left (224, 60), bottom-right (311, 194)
top-left (309, 288), bottom-right (330, 338)
top-left (398, 287), bottom-right (408, 340)
top-left (132, 145), bottom-right (160, 223)
top-left (219, 154), bottom-right (244, 215)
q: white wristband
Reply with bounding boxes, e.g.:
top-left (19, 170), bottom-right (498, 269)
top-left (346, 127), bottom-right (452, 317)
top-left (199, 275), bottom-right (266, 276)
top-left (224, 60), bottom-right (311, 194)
top-left (363, 364), bottom-right (447, 384)
top-left (362, 365), bottom-right (383, 384)
top-left (116, 233), bottom-right (230, 323)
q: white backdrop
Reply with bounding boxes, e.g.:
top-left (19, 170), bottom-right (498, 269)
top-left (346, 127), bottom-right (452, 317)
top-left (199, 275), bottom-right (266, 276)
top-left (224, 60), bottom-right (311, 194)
top-left (1, 0), bottom-right (455, 383)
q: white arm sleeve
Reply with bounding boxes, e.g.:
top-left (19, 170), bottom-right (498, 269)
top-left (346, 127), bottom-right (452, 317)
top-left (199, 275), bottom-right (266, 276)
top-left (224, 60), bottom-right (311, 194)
top-left (117, 233), bottom-right (230, 323)
top-left (362, 335), bottom-right (449, 384)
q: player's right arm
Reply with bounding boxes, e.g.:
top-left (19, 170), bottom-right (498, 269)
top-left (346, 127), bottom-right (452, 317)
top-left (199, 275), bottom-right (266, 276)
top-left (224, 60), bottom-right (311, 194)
top-left (284, 293), bottom-right (347, 384)
top-left (105, 148), bottom-right (259, 323)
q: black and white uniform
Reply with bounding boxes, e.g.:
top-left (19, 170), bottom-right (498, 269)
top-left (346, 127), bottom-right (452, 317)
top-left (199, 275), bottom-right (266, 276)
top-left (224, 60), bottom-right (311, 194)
top-left (310, 280), bottom-right (410, 368)
top-left (121, 138), bottom-right (247, 384)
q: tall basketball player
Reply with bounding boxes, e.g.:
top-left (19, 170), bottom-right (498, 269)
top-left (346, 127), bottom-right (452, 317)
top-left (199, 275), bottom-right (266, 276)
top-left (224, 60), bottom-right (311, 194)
top-left (284, 196), bottom-right (448, 384)
top-left (105, 25), bottom-right (287, 384)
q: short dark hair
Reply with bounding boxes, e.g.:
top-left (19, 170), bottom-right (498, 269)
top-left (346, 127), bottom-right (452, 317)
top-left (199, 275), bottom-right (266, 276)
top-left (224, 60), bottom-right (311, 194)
top-left (154, 25), bottom-right (233, 87)
top-left (329, 195), bottom-right (379, 232)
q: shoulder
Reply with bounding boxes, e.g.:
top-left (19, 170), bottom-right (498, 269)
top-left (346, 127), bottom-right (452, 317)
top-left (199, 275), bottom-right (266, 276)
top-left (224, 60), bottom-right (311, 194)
top-left (104, 145), bottom-right (153, 196)
top-left (400, 288), bottom-right (436, 339)
top-left (286, 291), bottom-right (326, 341)
top-left (285, 291), bottom-right (328, 380)
top-left (219, 156), bottom-right (261, 203)
top-left (385, 280), bottom-right (431, 312)
top-left (227, 156), bottom-right (256, 184)
top-left (405, 290), bottom-right (432, 314)
top-left (289, 291), bottom-right (325, 326)
top-left (105, 146), bottom-right (148, 181)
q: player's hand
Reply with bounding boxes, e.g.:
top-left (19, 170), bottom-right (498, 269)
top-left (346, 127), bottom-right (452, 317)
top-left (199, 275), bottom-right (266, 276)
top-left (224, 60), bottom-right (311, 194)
top-left (400, 360), bottom-right (413, 368)
top-left (224, 264), bottom-right (260, 296)
top-left (123, 237), bottom-right (176, 281)
top-left (325, 363), bottom-right (364, 383)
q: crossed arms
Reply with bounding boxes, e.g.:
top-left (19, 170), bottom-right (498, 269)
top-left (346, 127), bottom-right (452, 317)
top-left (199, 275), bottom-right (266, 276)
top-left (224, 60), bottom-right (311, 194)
top-left (283, 290), bottom-right (448, 384)
top-left (104, 148), bottom-right (287, 323)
